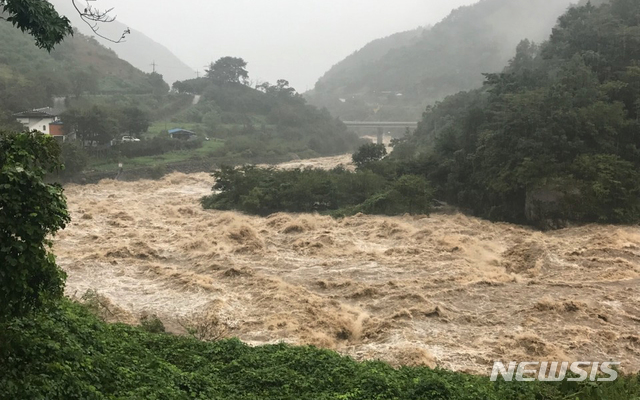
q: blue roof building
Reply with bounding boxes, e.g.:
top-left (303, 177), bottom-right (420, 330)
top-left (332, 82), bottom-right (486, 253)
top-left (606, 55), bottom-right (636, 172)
top-left (168, 128), bottom-right (197, 140)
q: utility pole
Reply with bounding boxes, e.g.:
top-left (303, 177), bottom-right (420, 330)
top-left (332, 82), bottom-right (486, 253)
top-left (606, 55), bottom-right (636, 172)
top-left (196, 70), bottom-right (200, 78)
top-left (150, 61), bottom-right (157, 73)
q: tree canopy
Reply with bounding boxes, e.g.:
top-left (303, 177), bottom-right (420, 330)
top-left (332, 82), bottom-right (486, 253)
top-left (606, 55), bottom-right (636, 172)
top-left (391, 0), bottom-right (640, 226)
top-left (0, 0), bottom-right (73, 51)
top-left (1, 0), bottom-right (128, 50)
top-left (205, 56), bottom-right (249, 85)
top-left (352, 143), bottom-right (387, 168)
top-left (0, 132), bottom-right (69, 320)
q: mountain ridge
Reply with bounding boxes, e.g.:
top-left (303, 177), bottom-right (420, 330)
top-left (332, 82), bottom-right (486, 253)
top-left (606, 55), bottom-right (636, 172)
top-left (306, 0), bottom-right (575, 121)
top-left (48, 0), bottom-right (196, 85)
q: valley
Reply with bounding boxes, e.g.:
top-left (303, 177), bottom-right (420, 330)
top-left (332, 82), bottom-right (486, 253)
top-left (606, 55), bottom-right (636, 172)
top-left (55, 158), bottom-right (640, 375)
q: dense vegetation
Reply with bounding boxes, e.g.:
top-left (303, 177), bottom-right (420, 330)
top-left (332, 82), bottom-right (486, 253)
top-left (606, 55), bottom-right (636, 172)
top-left (5, 3), bottom-right (639, 399)
top-left (201, 161), bottom-right (432, 217)
top-left (171, 64), bottom-right (363, 161)
top-left (3, 299), bottom-right (640, 400)
top-left (306, 0), bottom-right (574, 121)
top-left (377, 0), bottom-right (640, 227)
top-left (0, 18), bottom-right (169, 117)
top-left (1, 124), bottom-right (640, 400)
top-left (0, 132), bottom-right (68, 320)
top-left (56, 59), bottom-right (363, 178)
top-left (0, 0), bottom-right (72, 51)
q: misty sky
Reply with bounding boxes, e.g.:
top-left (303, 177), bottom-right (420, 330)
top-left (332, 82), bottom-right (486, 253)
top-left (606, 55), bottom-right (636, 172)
top-left (95, 0), bottom-right (479, 90)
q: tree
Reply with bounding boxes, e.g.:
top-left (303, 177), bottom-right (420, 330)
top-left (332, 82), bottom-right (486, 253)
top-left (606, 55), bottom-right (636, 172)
top-left (352, 143), bottom-right (387, 168)
top-left (257, 79), bottom-right (297, 97)
top-left (0, 0), bottom-right (72, 51)
top-left (62, 106), bottom-right (118, 146)
top-left (119, 107), bottom-right (150, 137)
top-left (147, 72), bottom-right (170, 95)
top-left (400, 0), bottom-right (640, 225)
top-left (0, 131), bottom-right (70, 320)
top-left (59, 139), bottom-right (88, 177)
top-left (206, 57), bottom-right (249, 84)
top-left (393, 175), bottom-right (433, 215)
top-left (0, 0), bottom-right (128, 51)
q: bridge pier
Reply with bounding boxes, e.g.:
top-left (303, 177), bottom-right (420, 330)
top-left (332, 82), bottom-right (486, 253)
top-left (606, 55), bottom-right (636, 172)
top-left (377, 127), bottom-right (384, 145)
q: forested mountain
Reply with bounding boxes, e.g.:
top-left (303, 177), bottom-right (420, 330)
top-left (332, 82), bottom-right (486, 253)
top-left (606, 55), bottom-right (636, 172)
top-left (48, 0), bottom-right (196, 85)
top-left (312, 26), bottom-right (426, 96)
top-left (390, 0), bottom-right (640, 225)
top-left (0, 18), bottom-right (169, 119)
top-left (306, 0), bottom-right (574, 121)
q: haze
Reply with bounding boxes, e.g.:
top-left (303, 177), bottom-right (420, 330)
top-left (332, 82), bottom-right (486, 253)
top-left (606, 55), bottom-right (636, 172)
top-left (91, 0), bottom-right (479, 90)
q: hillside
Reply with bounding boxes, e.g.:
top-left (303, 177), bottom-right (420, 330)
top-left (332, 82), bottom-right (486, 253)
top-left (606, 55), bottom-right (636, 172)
top-left (306, 0), bottom-right (574, 121)
top-left (389, 0), bottom-right (640, 225)
top-left (165, 74), bottom-right (363, 162)
top-left (48, 0), bottom-right (196, 85)
top-left (0, 18), bottom-right (168, 117)
top-left (314, 26), bottom-right (426, 94)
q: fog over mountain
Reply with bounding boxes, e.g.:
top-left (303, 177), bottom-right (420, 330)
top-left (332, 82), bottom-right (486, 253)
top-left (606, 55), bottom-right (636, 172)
top-left (306, 0), bottom-right (577, 121)
top-left (49, 0), bottom-right (196, 85)
top-left (48, 0), bottom-right (479, 91)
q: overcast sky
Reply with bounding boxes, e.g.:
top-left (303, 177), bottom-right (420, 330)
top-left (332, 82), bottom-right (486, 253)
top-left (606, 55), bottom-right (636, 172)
top-left (95, 0), bottom-right (479, 90)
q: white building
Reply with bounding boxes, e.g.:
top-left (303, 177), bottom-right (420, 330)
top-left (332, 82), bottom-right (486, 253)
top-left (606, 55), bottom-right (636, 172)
top-left (14, 107), bottom-right (58, 134)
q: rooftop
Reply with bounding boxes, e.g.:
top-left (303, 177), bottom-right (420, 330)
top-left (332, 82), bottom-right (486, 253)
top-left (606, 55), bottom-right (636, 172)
top-left (168, 128), bottom-right (196, 134)
top-left (13, 107), bottom-right (58, 118)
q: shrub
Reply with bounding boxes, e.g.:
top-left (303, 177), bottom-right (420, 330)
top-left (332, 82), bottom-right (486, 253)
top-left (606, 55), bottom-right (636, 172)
top-left (1, 300), bottom-right (638, 399)
top-left (59, 140), bottom-right (89, 177)
top-left (140, 314), bottom-right (166, 333)
top-left (353, 143), bottom-right (387, 168)
top-left (566, 154), bottom-right (640, 223)
top-left (202, 166), bottom-right (432, 217)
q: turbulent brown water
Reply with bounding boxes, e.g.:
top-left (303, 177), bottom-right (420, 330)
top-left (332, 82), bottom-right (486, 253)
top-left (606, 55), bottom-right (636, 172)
top-left (55, 156), bottom-right (640, 374)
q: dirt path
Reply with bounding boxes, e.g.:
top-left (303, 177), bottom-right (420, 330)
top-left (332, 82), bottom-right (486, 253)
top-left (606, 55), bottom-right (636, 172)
top-left (55, 163), bottom-right (640, 374)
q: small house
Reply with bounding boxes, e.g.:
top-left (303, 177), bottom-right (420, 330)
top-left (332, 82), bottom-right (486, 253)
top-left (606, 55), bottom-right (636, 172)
top-left (168, 128), bottom-right (197, 140)
top-left (14, 107), bottom-right (58, 134)
top-left (48, 121), bottom-right (67, 142)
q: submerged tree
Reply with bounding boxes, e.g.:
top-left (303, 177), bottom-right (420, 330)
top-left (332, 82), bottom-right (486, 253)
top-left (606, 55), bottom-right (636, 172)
top-left (352, 143), bottom-right (387, 168)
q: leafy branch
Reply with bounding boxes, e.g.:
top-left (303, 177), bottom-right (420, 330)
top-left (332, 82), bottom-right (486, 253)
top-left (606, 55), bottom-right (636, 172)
top-left (71, 0), bottom-right (130, 43)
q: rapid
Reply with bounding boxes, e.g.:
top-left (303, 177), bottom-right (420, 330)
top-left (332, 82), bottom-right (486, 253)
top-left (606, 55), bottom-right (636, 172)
top-left (54, 155), bottom-right (640, 374)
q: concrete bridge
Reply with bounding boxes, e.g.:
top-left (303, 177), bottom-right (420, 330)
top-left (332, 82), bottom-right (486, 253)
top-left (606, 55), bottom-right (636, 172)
top-left (342, 121), bottom-right (418, 144)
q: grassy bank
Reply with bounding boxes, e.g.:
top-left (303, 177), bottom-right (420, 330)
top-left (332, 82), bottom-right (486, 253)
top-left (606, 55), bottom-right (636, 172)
top-left (87, 140), bottom-right (225, 172)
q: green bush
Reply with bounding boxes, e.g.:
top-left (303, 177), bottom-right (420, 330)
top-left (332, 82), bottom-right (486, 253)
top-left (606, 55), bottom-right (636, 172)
top-left (0, 132), bottom-right (69, 321)
top-left (352, 143), bottom-right (387, 168)
top-left (59, 140), bottom-right (89, 177)
top-left (1, 300), bottom-right (638, 400)
top-left (566, 154), bottom-right (640, 223)
top-left (139, 314), bottom-right (166, 334)
top-left (202, 166), bottom-right (431, 217)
